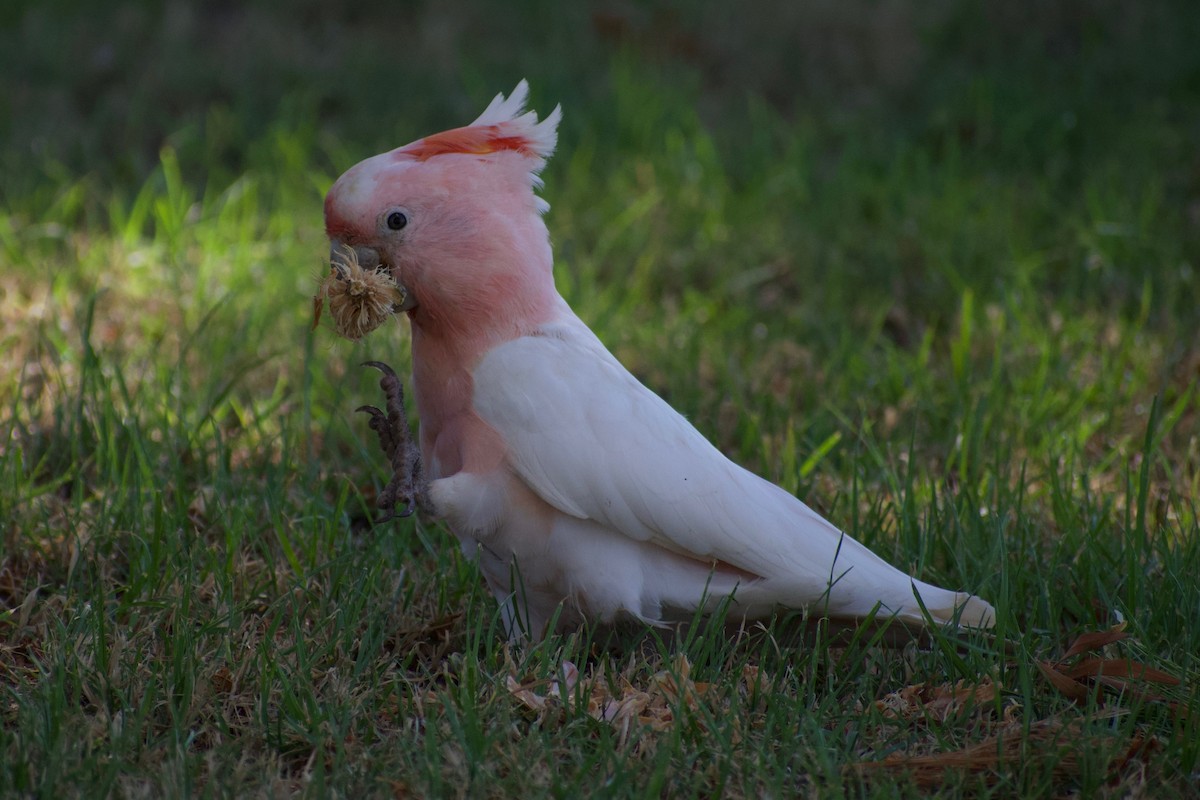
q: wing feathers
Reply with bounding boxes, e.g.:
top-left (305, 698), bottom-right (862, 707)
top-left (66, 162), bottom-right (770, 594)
top-left (472, 316), bottom-right (993, 627)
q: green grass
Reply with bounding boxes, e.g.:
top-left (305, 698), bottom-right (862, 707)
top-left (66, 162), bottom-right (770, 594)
top-left (2, 1), bottom-right (1199, 796)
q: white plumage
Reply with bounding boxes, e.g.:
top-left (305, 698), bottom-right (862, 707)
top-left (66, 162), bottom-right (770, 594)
top-left (438, 306), bottom-right (994, 636)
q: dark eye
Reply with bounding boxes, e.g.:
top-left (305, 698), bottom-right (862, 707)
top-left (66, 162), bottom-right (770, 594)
top-left (386, 211), bottom-right (408, 231)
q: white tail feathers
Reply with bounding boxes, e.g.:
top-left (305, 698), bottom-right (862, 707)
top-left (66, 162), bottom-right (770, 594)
top-left (912, 584), bottom-right (996, 628)
top-left (948, 592), bottom-right (996, 627)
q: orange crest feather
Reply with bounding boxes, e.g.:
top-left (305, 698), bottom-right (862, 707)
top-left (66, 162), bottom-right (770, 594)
top-left (402, 125), bottom-right (539, 162)
top-left (397, 81), bottom-right (560, 169)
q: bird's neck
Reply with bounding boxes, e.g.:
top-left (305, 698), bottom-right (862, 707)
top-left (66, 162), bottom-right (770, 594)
top-left (406, 279), bottom-right (565, 479)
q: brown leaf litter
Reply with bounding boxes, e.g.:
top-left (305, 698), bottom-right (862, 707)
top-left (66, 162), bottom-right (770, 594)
top-left (853, 623), bottom-right (1186, 790)
top-left (1036, 624), bottom-right (1184, 715)
top-left (504, 653), bottom-right (720, 748)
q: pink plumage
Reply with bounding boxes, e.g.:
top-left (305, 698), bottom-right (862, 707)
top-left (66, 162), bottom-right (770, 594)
top-left (323, 81), bottom-right (995, 639)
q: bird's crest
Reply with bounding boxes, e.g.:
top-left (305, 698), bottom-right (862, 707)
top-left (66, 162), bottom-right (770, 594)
top-left (400, 80), bottom-right (561, 167)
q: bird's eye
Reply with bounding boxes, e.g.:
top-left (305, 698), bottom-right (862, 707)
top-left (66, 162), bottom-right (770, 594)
top-left (386, 211), bottom-right (408, 231)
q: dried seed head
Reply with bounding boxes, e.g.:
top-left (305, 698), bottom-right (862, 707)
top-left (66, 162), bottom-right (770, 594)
top-left (313, 245), bottom-right (407, 341)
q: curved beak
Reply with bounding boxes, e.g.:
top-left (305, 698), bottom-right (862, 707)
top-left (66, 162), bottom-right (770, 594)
top-left (328, 240), bottom-right (418, 311)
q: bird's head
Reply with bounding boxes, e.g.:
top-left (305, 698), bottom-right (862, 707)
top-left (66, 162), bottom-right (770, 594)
top-left (323, 81), bottom-right (562, 342)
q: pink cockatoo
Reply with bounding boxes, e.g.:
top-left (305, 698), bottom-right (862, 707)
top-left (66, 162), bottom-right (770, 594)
top-left (323, 81), bottom-right (995, 639)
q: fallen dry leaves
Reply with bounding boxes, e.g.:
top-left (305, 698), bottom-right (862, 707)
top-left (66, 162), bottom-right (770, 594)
top-left (504, 653), bottom-right (721, 747)
top-left (873, 676), bottom-right (999, 724)
top-left (1036, 625), bottom-right (1184, 715)
top-left (496, 622), bottom-right (1188, 793)
top-left (852, 624), bottom-right (1185, 790)
top-left (856, 713), bottom-right (1160, 790)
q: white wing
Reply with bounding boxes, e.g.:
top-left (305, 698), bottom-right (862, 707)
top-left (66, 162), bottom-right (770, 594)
top-left (471, 314), bottom-right (993, 626)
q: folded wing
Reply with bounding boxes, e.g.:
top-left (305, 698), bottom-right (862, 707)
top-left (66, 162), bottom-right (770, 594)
top-left (471, 316), bottom-right (994, 627)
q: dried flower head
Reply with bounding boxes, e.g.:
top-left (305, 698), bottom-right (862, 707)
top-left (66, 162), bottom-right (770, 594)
top-left (313, 244), bottom-right (408, 341)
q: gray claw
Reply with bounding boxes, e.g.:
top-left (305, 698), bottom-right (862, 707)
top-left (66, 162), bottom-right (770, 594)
top-left (375, 500), bottom-right (415, 523)
top-left (356, 404), bottom-right (397, 462)
top-left (362, 360), bottom-right (398, 379)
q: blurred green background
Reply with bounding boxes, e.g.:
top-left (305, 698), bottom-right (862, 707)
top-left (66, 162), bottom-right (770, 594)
top-left (5, 0), bottom-right (1198, 317)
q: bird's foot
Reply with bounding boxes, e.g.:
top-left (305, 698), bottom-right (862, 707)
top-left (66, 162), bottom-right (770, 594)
top-left (357, 361), bottom-right (430, 522)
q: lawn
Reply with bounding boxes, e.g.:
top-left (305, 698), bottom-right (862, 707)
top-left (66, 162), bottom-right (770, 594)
top-left (2, 1), bottom-right (1198, 796)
